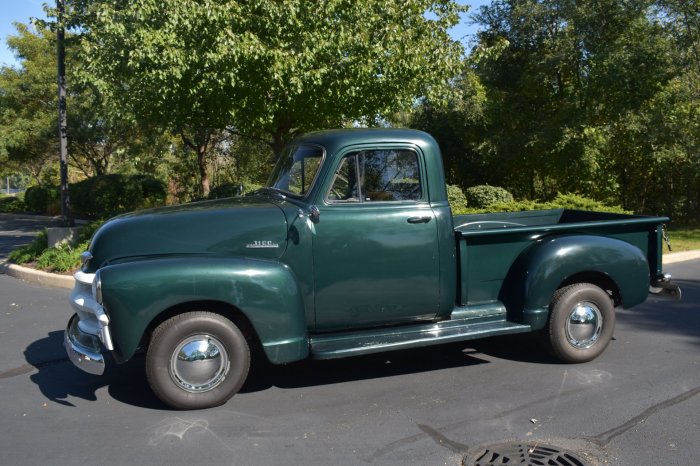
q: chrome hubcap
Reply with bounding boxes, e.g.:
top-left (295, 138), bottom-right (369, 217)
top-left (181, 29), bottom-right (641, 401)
top-left (170, 335), bottom-right (229, 392)
top-left (565, 302), bottom-right (603, 349)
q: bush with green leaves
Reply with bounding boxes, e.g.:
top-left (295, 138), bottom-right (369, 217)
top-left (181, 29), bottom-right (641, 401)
top-left (8, 230), bottom-right (49, 264)
top-left (24, 186), bottom-right (60, 214)
top-left (446, 184), bottom-right (468, 211)
top-left (70, 174), bottom-right (166, 218)
top-left (8, 220), bottom-right (105, 273)
top-left (464, 185), bottom-right (514, 209)
top-left (35, 241), bottom-right (89, 273)
top-left (453, 193), bottom-right (630, 215)
top-left (208, 181), bottom-right (264, 200)
top-left (0, 195), bottom-right (26, 213)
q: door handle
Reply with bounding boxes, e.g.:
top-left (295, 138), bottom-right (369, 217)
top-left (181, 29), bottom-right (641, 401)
top-left (407, 216), bottom-right (432, 224)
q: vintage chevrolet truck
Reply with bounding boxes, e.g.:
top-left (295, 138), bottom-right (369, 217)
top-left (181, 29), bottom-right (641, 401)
top-left (65, 128), bottom-right (680, 409)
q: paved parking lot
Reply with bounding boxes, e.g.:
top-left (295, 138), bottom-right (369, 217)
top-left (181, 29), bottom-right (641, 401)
top-left (0, 214), bottom-right (698, 465)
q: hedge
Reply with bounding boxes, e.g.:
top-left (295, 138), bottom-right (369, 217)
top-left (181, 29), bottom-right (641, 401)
top-left (69, 174), bottom-right (166, 218)
top-left (464, 185), bottom-right (514, 209)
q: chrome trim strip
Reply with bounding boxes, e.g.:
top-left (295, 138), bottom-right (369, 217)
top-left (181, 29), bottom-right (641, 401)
top-left (64, 313), bottom-right (105, 376)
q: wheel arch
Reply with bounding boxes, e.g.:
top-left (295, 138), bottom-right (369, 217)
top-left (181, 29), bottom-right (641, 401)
top-left (100, 256), bottom-right (310, 364)
top-left (501, 234), bottom-right (649, 330)
top-left (141, 299), bottom-right (260, 355)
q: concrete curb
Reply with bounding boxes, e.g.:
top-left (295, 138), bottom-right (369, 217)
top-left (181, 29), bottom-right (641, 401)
top-left (1, 249), bottom-right (698, 291)
top-left (663, 250), bottom-right (700, 264)
top-left (0, 261), bottom-right (74, 289)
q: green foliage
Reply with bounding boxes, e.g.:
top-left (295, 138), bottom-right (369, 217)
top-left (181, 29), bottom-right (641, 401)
top-left (208, 181), bottom-right (263, 200)
top-left (446, 184), bottom-right (468, 211)
top-left (8, 220), bottom-right (104, 272)
top-left (68, 0), bottom-right (466, 195)
top-left (8, 230), bottom-right (48, 264)
top-left (35, 240), bottom-right (89, 273)
top-left (464, 185), bottom-right (514, 209)
top-left (24, 185), bottom-right (59, 214)
top-left (413, 0), bottom-right (699, 223)
top-left (70, 174), bottom-right (166, 218)
top-left (0, 195), bottom-right (26, 213)
top-left (454, 193), bottom-right (630, 215)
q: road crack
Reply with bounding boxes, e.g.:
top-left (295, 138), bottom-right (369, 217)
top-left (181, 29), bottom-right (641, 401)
top-left (590, 385), bottom-right (700, 446)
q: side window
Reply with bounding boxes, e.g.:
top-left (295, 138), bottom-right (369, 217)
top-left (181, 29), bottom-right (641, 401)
top-left (327, 149), bottom-right (422, 203)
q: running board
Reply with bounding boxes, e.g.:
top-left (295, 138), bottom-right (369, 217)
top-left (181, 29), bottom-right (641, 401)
top-left (310, 318), bottom-right (531, 360)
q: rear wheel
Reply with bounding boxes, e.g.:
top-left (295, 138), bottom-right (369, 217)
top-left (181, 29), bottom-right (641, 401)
top-left (547, 283), bottom-right (615, 363)
top-left (146, 311), bottom-right (250, 410)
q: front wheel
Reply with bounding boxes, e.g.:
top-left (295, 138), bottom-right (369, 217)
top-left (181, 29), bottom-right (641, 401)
top-left (547, 283), bottom-right (615, 363)
top-left (146, 311), bottom-right (250, 410)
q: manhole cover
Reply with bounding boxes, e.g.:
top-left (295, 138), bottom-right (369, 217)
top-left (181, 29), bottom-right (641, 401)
top-left (465, 442), bottom-right (589, 466)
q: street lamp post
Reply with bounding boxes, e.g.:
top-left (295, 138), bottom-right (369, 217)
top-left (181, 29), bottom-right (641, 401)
top-left (57, 0), bottom-right (73, 226)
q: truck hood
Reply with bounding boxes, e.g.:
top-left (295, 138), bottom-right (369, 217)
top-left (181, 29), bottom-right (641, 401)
top-left (85, 196), bottom-right (288, 271)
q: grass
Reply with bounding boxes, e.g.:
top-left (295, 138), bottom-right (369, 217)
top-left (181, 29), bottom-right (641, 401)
top-left (665, 227), bottom-right (700, 253)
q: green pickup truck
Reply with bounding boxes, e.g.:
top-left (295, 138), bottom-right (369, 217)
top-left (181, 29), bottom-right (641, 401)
top-left (65, 128), bottom-right (680, 409)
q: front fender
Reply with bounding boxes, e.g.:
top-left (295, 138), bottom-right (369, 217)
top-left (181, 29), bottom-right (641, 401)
top-left (501, 235), bottom-right (649, 329)
top-left (100, 256), bottom-right (309, 364)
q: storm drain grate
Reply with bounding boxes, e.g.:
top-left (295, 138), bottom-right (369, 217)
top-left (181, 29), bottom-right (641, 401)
top-left (465, 442), bottom-right (589, 466)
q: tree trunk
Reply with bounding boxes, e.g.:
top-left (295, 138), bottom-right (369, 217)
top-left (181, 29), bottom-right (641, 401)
top-left (180, 130), bottom-right (211, 198)
top-left (197, 146), bottom-right (210, 197)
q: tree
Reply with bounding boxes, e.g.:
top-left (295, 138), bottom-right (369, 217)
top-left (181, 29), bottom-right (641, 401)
top-left (67, 0), bottom-right (466, 196)
top-left (0, 23), bottom-right (59, 184)
top-left (468, 0), bottom-right (677, 203)
top-left (0, 21), bottom-right (173, 188)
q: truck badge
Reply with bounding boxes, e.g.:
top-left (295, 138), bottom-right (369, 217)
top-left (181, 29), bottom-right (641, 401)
top-left (246, 241), bottom-right (279, 249)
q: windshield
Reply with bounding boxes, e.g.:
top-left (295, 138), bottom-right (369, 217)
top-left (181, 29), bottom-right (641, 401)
top-left (266, 144), bottom-right (324, 197)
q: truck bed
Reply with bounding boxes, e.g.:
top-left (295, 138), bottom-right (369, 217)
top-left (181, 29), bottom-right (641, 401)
top-left (453, 209), bottom-right (668, 307)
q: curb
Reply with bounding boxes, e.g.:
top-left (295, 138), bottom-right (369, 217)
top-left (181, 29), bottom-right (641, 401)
top-left (663, 250), bottom-right (700, 264)
top-left (1, 250), bottom-right (698, 291)
top-left (0, 261), bottom-right (74, 289)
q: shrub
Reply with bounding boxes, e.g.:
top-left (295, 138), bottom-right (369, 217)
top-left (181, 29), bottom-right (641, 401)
top-left (465, 185), bottom-right (514, 209)
top-left (8, 230), bottom-right (48, 264)
top-left (208, 183), bottom-right (244, 199)
top-left (446, 185), bottom-right (468, 212)
top-left (208, 181), bottom-right (263, 199)
top-left (24, 186), bottom-right (59, 213)
top-left (458, 193), bottom-right (630, 215)
top-left (0, 196), bottom-right (26, 213)
top-left (35, 240), bottom-right (89, 273)
top-left (545, 193), bottom-right (630, 214)
top-left (70, 174), bottom-right (166, 218)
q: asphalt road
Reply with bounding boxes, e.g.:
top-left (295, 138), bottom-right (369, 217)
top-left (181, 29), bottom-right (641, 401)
top-left (0, 213), bottom-right (63, 259)
top-left (0, 228), bottom-right (698, 465)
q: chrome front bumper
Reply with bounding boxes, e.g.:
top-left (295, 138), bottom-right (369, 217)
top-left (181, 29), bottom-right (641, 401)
top-left (64, 313), bottom-right (105, 375)
top-left (65, 270), bottom-right (114, 376)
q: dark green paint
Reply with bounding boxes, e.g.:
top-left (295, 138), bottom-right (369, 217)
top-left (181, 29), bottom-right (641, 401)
top-left (83, 129), bottom-right (672, 366)
top-left (100, 257), bottom-right (308, 364)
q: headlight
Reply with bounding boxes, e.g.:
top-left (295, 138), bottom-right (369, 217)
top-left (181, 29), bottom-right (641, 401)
top-left (92, 270), bottom-right (103, 305)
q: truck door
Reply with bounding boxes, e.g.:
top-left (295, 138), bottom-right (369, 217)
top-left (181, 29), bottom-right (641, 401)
top-left (312, 147), bottom-right (440, 331)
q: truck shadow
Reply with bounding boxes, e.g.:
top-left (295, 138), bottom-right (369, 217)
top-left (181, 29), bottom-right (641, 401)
top-left (24, 330), bottom-right (164, 409)
top-left (617, 279), bottom-right (700, 345)
top-left (239, 333), bottom-right (563, 393)
top-left (24, 327), bottom-right (564, 409)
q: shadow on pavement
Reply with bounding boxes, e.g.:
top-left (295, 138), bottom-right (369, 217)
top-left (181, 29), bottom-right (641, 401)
top-left (618, 279), bottom-right (700, 345)
top-left (26, 330), bottom-right (502, 408)
top-left (25, 330), bottom-right (165, 409)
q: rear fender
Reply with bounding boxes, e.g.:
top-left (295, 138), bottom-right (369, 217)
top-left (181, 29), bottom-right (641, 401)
top-left (99, 256), bottom-right (308, 364)
top-left (500, 235), bottom-right (649, 329)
